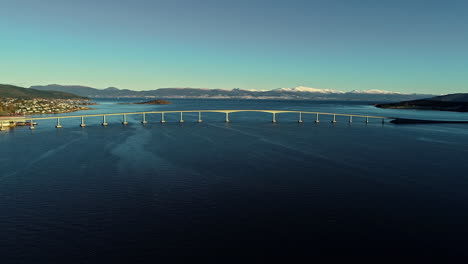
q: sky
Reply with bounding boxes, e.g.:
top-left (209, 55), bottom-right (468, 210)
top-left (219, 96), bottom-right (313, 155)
top-left (1, 0), bottom-right (467, 94)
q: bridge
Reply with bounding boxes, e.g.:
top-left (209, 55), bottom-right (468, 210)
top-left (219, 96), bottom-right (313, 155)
top-left (17, 110), bottom-right (391, 130)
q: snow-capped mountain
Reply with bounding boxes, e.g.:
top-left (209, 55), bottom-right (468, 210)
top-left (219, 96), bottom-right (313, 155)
top-left (349, 89), bottom-right (402, 95)
top-left (275, 87), bottom-right (403, 95)
top-left (274, 86), bottom-right (345, 94)
top-left (31, 84), bottom-right (433, 101)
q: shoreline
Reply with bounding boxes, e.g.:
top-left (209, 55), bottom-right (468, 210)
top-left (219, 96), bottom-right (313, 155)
top-left (0, 107), bottom-right (94, 129)
top-left (375, 105), bottom-right (468, 113)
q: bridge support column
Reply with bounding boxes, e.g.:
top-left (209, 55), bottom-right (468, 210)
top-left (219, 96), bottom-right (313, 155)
top-left (80, 116), bottom-right (86, 127)
top-left (315, 113), bottom-right (320, 123)
top-left (298, 112), bottom-right (303, 123)
top-left (382, 118), bottom-right (385, 124)
top-left (198, 112), bottom-right (202, 123)
top-left (102, 115), bottom-right (108, 126)
top-left (122, 114), bottom-right (128, 125)
top-left (349, 116), bottom-right (353, 123)
top-left (29, 119), bottom-right (35, 130)
top-left (161, 113), bottom-right (166, 123)
top-left (365, 116), bottom-right (369, 124)
top-left (179, 112), bottom-right (184, 123)
top-left (331, 114), bottom-right (337, 123)
top-left (225, 112), bottom-right (229, 123)
top-left (55, 118), bottom-right (62, 128)
top-left (272, 113), bottom-right (276, 123)
top-left (141, 113), bottom-right (147, 124)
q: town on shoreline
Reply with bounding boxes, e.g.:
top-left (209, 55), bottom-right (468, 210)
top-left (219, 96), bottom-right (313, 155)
top-left (0, 98), bottom-right (94, 116)
top-left (0, 98), bottom-right (95, 130)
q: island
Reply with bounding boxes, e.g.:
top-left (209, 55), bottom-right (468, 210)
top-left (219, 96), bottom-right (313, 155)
top-left (133, 99), bottom-right (171, 105)
top-left (75, 102), bottom-right (98, 106)
top-left (375, 93), bottom-right (468, 112)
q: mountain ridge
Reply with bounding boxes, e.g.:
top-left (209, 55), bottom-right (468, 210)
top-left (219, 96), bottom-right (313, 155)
top-left (0, 84), bottom-right (86, 99)
top-left (30, 84), bottom-right (434, 101)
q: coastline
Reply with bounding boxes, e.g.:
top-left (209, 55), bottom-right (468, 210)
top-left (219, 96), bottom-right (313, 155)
top-left (375, 104), bottom-right (468, 112)
top-left (0, 104), bottom-right (94, 129)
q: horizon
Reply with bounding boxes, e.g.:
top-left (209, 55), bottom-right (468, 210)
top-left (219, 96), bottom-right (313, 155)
top-left (1, 0), bottom-right (468, 94)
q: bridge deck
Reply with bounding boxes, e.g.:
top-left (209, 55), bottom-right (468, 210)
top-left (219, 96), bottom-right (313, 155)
top-left (26, 110), bottom-right (390, 121)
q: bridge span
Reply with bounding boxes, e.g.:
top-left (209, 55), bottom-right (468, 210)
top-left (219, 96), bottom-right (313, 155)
top-left (14, 110), bottom-right (391, 130)
top-left (0, 109), bottom-right (395, 129)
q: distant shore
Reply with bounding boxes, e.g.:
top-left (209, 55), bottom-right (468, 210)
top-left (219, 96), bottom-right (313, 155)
top-left (375, 93), bottom-right (468, 113)
top-left (375, 101), bottom-right (468, 112)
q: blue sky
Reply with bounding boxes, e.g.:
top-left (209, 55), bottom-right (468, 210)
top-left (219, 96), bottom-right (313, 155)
top-left (1, 0), bottom-right (467, 94)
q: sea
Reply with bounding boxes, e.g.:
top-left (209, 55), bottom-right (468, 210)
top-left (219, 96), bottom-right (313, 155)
top-left (1, 98), bottom-right (468, 261)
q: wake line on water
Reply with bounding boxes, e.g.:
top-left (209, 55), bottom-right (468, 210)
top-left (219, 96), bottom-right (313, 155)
top-left (109, 126), bottom-right (200, 177)
top-left (204, 123), bottom-right (425, 188)
top-left (0, 137), bottom-right (82, 181)
top-left (206, 123), bottom-right (343, 163)
top-left (417, 137), bottom-right (456, 145)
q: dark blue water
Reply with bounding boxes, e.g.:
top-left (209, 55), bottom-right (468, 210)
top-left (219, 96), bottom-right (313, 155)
top-left (1, 99), bottom-right (468, 261)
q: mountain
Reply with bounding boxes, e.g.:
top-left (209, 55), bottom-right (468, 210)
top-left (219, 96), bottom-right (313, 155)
top-left (30, 84), bottom-right (433, 102)
top-left (273, 86), bottom-right (345, 94)
top-left (375, 93), bottom-right (468, 112)
top-left (0, 84), bottom-right (85, 99)
top-left (30, 85), bottom-right (107, 97)
top-left (349, 89), bottom-right (401, 95)
top-left (425, 93), bottom-right (468, 102)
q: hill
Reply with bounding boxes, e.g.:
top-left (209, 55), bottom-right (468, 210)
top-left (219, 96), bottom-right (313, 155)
top-left (375, 93), bottom-right (468, 112)
top-left (31, 84), bottom-right (433, 102)
top-left (0, 84), bottom-right (85, 99)
top-left (426, 93), bottom-right (468, 102)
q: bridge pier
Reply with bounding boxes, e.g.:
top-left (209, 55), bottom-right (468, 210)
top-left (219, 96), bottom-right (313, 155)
top-left (315, 113), bottom-right (320, 123)
top-left (272, 113), bottom-right (276, 123)
top-left (55, 118), bottom-right (62, 128)
top-left (198, 112), bottom-right (202, 123)
top-left (141, 113), bottom-right (147, 124)
top-left (179, 112), bottom-right (184, 123)
top-left (122, 114), bottom-right (128, 125)
top-left (225, 112), bottom-right (229, 123)
top-left (298, 112), bottom-right (303, 123)
top-left (365, 116), bottom-right (369, 124)
top-left (382, 118), bottom-right (385, 124)
top-left (349, 116), bottom-right (353, 123)
top-left (331, 114), bottom-right (337, 123)
top-left (29, 119), bottom-right (35, 130)
top-left (102, 115), bottom-right (108, 126)
top-left (161, 113), bottom-right (166, 123)
top-left (80, 116), bottom-right (86, 127)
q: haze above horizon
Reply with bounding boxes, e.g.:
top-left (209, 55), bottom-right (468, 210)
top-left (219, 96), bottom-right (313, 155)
top-left (1, 0), bottom-right (467, 94)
